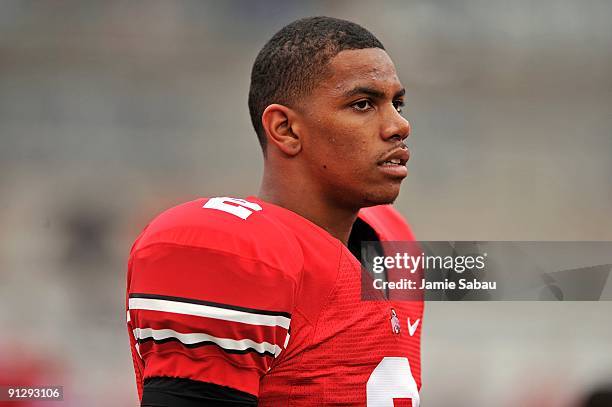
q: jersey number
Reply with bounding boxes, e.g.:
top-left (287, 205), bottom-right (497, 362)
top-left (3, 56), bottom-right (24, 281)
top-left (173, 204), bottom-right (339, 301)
top-left (203, 197), bottom-right (262, 220)
top-left (367, 357), bottom-right (419, 407)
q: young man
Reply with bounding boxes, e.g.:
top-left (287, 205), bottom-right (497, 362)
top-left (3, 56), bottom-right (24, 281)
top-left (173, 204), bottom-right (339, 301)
top-left (127, 16), bottom-right (422, 406)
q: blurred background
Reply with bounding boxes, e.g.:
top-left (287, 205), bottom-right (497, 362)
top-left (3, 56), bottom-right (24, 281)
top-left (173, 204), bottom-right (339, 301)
top-left (0, 0), bottom-right (611, 406)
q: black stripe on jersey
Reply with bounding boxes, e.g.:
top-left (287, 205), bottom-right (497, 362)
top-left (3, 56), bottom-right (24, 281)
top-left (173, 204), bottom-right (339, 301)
top-left (142, 377), bottom-right (258, 407)
top-left (130, 292), bottom-right (292, 318)
top-left (137, 336), bottom-right (277, 358)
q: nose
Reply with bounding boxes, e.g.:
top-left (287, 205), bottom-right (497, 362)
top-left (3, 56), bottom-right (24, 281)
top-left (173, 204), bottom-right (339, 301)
top-left (381, 107), bottom-right (411, 142)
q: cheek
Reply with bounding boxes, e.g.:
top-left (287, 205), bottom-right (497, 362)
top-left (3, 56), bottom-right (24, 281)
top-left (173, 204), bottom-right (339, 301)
top-left (322, 137), bottom-right (368, 177)
top-left (313, 121), bottom-right (371, 171)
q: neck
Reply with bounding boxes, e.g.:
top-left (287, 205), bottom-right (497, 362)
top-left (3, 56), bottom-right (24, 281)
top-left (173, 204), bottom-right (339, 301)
top-left (258, 167), bottom-right (358, 246)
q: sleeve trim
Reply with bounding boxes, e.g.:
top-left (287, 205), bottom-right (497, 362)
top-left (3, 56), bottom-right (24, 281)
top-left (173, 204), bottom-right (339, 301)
top-left (129, 292), bottom-right (291, 319)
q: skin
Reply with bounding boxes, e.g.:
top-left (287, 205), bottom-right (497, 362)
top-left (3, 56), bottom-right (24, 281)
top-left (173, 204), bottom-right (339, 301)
top-left (258, 48), bottom-right (411, 245)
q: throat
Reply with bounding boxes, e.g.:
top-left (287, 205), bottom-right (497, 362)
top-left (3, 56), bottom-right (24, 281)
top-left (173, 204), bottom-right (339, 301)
top-left (258, 184), bottom-right (359, 246)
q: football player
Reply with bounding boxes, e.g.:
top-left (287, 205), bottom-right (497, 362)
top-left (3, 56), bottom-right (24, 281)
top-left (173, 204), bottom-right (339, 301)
top-left (127, 16), bottom-right (422, 406)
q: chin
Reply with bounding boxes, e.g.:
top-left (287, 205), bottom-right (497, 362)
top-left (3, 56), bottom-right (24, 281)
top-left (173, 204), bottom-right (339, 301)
top-left (361, 186), bottom-right (401, 207)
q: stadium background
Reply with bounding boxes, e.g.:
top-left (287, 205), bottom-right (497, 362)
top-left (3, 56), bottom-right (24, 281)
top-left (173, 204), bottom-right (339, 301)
top-left (0, 1), bottom-right (611, 405)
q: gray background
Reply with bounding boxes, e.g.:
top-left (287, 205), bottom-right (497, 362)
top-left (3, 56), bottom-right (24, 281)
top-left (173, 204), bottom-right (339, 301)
top-left (0, 1), bottom-right (611, 405)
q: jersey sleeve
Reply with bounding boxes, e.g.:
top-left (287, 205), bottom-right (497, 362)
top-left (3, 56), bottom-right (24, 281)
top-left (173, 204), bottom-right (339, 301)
top-left (126, 241), bottom-right (298, 400)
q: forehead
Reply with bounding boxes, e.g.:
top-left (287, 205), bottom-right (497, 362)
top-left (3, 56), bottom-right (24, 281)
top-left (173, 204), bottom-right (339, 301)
top-left (322, 48), bottom-right (401, 94)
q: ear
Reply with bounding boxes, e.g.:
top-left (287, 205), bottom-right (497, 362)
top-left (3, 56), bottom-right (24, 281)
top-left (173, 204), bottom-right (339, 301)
top-left (261, 104), bottom-right (302, 156)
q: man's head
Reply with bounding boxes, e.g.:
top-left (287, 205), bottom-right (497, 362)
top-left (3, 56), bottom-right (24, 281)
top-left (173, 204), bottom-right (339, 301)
top-left (249, 17), bottom-right (385, 150)
top-left (250, 17), bottom-right (411, 208)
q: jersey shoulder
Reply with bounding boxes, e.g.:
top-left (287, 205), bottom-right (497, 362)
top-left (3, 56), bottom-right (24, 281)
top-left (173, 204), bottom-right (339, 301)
top-left (131, 197), bottom-right (305, 273)
top-left (358, 204), bottom-right (415, 241)
top-left (127, 197), bottom-right (305, 399)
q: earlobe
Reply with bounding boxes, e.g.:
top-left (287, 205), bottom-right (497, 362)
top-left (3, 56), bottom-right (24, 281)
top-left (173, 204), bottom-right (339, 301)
top-left (262, 104), bottom-right (302, 156)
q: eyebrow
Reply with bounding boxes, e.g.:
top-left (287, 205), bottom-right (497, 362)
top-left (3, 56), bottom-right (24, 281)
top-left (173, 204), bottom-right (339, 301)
top-left (342, 86), bottom-right (405, 100)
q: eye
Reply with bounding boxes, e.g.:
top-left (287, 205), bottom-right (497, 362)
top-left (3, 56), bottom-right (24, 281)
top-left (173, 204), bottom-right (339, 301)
top-left (352, 99), bottom-right (373, 112)
top-left (393, 100), bottom-right (405, 113)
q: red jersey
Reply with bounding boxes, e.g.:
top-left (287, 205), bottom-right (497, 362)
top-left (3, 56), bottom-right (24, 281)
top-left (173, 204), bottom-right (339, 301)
top-left (127, 196), bottom-right (423, 406)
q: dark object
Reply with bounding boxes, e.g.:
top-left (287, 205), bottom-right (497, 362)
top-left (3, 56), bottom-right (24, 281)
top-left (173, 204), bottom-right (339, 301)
top-left (141, 377), bottom-right (257, 407)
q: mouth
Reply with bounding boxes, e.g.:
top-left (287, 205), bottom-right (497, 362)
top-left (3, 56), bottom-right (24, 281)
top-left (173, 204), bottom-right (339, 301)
top-left (377, 147), bottom-right (409, 178)
top-left (380, 158), bottom-right (406, 166)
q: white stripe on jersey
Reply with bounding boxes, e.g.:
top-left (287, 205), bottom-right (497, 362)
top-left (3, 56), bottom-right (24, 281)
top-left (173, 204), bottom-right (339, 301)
top-left (128, 297), bottom-right (291, 329)
top-left (133, 327), bottom-right (283, 357)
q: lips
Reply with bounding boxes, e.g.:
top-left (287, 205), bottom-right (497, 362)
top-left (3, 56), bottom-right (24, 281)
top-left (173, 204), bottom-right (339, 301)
top-left (378, 146), bottom-right (410, 167)
top-left (377, 146), bottom-right (410, 178)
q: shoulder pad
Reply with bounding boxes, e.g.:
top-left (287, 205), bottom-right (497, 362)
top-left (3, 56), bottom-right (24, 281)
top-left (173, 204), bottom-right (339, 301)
top-left (132, 197), bottom-right (303, 272)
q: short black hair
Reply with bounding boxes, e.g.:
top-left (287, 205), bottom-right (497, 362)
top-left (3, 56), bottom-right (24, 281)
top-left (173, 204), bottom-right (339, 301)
top-left (248, 16), bottom-right (385, 151)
